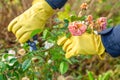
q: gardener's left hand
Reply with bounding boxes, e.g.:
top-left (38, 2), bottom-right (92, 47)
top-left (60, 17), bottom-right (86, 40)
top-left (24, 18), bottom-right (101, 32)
top-left (57, 32), bottom-right (105, 59)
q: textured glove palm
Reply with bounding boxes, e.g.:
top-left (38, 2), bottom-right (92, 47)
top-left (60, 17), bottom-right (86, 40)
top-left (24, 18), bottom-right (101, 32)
top-left (57, 32), bottom-right (105, 59)
top-left (8, 0), bottom-right (54, 43)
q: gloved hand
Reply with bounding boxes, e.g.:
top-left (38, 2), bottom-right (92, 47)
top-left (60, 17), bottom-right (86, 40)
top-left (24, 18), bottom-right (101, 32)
top-left (57, 32), bottom-right (105, 59)
top-left (8, 0), bottom-right (54, 43)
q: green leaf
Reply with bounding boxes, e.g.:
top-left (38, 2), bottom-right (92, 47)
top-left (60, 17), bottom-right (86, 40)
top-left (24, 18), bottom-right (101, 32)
top-left (0, 74), bottom-right (4, 80)
top-left (70, 15), bottom-right (78, 22)
top-left (70, 57), bottom-right (79, 63)
top-left (65, 58), bottom-right (72, 65)
top-left (102, 71), bottom-right (111, 80)
top-left (59, 62), bottom-right (69, 74)
top-left (66, 32), bottom-right (71, 38)
top-left (51, 66), bottom-right (58, 72)
top-left (107, 19), bottom-right (113, 24)
top-left (13, 71), bottom-right (19, 80)
top-left (2, 53), bottom-right (9, 60)
top-left (86, 27), bottom-right (92, 33)
top-left (0, 62), bottom-right (7, 73)
top-left (107, 25), bottom-right (112, 28)
top-left (98, 75), bottom-right (102, 80)
top-left (64, 19), bottom-right (69, 28)
top-left (22, 43), bottom-right (29, 50)
top-left (0, 73), bottom-right (6, 80)
top-left (57, 4), bottom-right (71, 21)
top-left (87, 70), bottom-right (95, 80)
top-left (9, 58), bottom-right (17, 66)
top-left (22, 59), bottom-right (31, 71)
top-left (65, 4), bottom-right (71, 12)
top-left (30, 29), bottom-right (41, 38)
top-left (79, 16), bottom-right (87, 21)
top-left (34, 77), bottom-right (39, 80)
top-left (43, 29), bottom-right (50, 39)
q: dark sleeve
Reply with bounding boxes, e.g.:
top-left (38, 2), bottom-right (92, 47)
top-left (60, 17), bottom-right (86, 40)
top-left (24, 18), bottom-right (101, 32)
top-left (99, 25), bottom-right (120, 57)
top-left (46, 0), bottom-right (68, 9)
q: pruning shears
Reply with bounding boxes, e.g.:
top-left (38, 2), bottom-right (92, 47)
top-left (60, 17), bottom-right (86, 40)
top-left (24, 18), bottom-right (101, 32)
top-left (27, 35), bottom-right (38, 51)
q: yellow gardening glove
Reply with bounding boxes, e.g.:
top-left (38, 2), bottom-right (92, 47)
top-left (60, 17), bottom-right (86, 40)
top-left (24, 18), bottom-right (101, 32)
top-left (8, 0), bottom-right (54, 43)
top-left (57, 32), bottom-right (105, 59)
top-left (32, 0), bottom-right (42, 4)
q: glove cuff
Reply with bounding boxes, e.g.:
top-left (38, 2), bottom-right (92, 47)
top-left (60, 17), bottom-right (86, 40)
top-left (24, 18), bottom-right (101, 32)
top-left (97, 35), bottom-right (106, 60)
top-left (46, 0), bottom-right (68, 9)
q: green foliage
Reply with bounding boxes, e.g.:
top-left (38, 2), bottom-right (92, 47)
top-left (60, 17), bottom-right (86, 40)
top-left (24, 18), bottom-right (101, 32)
top-left (98, 71), bottom-right (112, 80)
top-left (30, 29), bottom-right (41, 38)
top-left (59, 62), bottom-right (69, 74)
top-left (22, 59), bottom-right (31, 71)
top-left (57, 4), bottom-right (71, 21)
top-left (87, 71), bottom-right (95, 80)
top-left (107, 19), bottom-right (113, 28)
top-left (86, 70), bottom-right (112, 80)
top-left (0, 73), bottom-right (7, 80)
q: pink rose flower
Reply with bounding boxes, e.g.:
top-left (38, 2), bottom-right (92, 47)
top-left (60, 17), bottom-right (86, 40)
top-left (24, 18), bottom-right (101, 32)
top-left (97, 17), bottom-right (107, 30)
top-left (68, 22), bottom-right (87, 36)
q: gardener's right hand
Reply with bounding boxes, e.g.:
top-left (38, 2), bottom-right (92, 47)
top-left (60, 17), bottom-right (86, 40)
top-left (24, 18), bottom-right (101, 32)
top-left (8, 0), bottom-right (54, 43)
top-left (57, 32), bottom-right (105, 59)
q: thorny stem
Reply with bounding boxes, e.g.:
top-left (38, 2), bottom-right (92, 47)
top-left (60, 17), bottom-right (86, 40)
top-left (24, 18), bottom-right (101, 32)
top-left (16, 45), bottom-right (55, 59)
